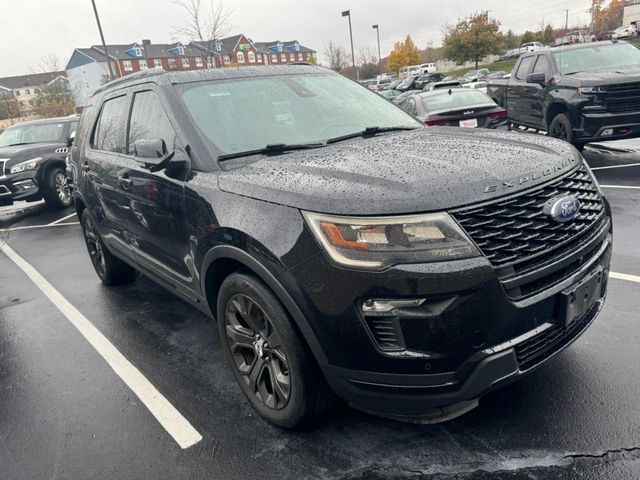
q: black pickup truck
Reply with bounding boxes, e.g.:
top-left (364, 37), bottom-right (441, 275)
top-left (487, 40), bottom-right (640, 146)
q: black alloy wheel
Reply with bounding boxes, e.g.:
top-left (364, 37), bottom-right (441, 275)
top-left (82, 212), bottom-right (106, 279)
top-left (224, 293), bottom-right (291, 410)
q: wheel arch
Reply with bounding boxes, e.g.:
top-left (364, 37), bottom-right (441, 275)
top-left (36, 157), bottom-right (67, 185)
top-left (201, 245), bottom-right (328, 364)
top-left (546, 102), bottom-right (571, 127)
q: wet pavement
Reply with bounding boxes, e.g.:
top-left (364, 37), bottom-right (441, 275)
top-left (1, 152), bottom-right (639, 479)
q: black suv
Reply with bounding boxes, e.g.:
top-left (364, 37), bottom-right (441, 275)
top-left (70, 67), bottom-right (612, 428)
top-left (0, 116), bottom-right (78, 209)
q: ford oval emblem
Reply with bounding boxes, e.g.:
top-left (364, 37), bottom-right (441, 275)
top-left (544, 196), bottom-right (581, 223)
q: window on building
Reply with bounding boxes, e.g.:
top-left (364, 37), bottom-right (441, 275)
top-left (195, 56), bottom-right (203, 67)
top-left (134, 46), bottom-right (142, 57)
top-left (237, 51), bottom-right (245, 63)
top-left (123, 60), bottom-right (133, 71)
top-left (128, 90), bottom-right (177, 155)
top-left (178, 45), bottom-right (185, 55)
top-left (14, 90), bottom-right (20, 96)
top-left (294, 42), bottom-right (300, 51)
top-left (280, 53), bottom-right (286, 62)
top-left (92, 95), bottom-right (127, 153)
top-left (305, 53), bottom-right (311, 60)
top-left (248, 51), bottom-right (255, 63)
top-left (289, 53), bottom-right (295, 62)
top-left (168, 58), bottom-right (176, 69)
top-left (139, 59), bottom-right (148, 70)
top-left (154, 59), bottom-right (162, 68)
top-left (271, 54), bottom-right (277, 63)
top-left (257, 54), bottom-right (263, 63)
top-left (223, 55), bottom-right (230, 63)
top-left (215, 41), bottom-right (222, 51)
top-left (296, 53), bottom-right (302, 61)
top-left (24, 89), bottom-right (31, 95)
top-left (207, 58), bottom-right (213, 68)
top-left (182, 57), bottom-right (190, 67)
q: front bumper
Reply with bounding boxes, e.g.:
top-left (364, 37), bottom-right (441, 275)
top-left (283, 217), bottom-right (612, 418)
top-left (576, 109), bottom-right (640, 142)
top-left (0, 170), bottom-right (42, 205)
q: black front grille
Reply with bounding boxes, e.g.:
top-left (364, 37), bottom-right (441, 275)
top-left (605, 82), bottom-right (640, 113)
top-left (452, 166), bottom-right (605, 268)
top-left (608, 101), bottom-right (640, 113)
top-left (515, 302), bottom-right (599, 370)
top-left (452, 166), bottom-right (608, 300)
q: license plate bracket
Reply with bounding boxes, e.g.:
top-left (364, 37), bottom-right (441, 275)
top-left (560, 267), bottom-right (605, 327)
top-left (459, 118), bottom-right (478, 128)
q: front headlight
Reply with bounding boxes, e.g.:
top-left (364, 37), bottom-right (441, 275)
top-left (10, 157), bottom-right (43, 174)
top-left (302, 211), bottom-right (480, 270)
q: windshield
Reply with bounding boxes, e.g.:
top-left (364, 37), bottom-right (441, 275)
top-left (397, 76), bottom-right (417, 88)
top-left (420, 90), bottom-right (496, 112)
top-left (553, 43), bottom-right (640, 74)
top-left (0, 122), bottom-right (67, 147)
top-left (178, 73), bottom-right (420, 158)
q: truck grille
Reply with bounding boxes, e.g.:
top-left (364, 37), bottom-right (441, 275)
top-left (605, 81), bottom-right (640, 113)
top-left (452, 165), bottom-right (608, 300)
top-left (0, 159), bottom-right (6, 178)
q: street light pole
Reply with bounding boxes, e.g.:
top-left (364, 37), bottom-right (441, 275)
top-left (341, 10), bottom-right (358, 80)
top-left (91, 0), bottom-right (115, 80)
top-left (372, 24), bottom-right (381, 73)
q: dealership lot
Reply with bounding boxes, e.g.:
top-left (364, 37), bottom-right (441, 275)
top-left (1, 155), bottom-right (639, 479)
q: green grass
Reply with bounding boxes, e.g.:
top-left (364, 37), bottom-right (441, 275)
top-left (630, 36), bottom-right (640, 48)
top-left (444, 58), bottom-right (518, 77)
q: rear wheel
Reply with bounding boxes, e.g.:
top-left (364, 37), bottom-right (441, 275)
top-left (42, 166), bottom-right (72, 210)
top-left (548, 113), bottom-right (574, 144)
top-left (81, 209), bottom-right (136, 285)
top-left (217, 272), bottom-right (334, 428)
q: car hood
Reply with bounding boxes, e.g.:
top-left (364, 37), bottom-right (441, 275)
top-left (570, 67), bottom-right (640, 86)
top-left (0, 143), bottom-right (63, 165)
top-left (218, 128), bottom-right (582, 215)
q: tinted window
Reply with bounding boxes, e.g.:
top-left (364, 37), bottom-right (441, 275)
top-left (128, 90), bottom-right (177, 155)
top-left (533, 56), bottom-right (552, 78)
top-left (93, 96), bottom-right (127, 153)
top-left (553, 43), bottom-right (640, 74)
top-left (0, 121), bottom-right (67, 147)
top-left (515, 56), bottom-right (536, 80)
top-left (401, 98), bottom-right (418, 116)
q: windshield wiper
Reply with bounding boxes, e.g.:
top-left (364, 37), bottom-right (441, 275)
top-left (217, 142), bottom-right (325, 161)
top-left (6, 142), bottom-right (36, 146)
top-left (326, 126), bottom-right (419, 145)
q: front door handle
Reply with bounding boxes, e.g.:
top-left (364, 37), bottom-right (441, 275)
top-left (118, 175), bottom-right (133, 190)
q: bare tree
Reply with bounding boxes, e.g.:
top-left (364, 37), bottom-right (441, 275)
top-left (28, 55), bottom-right (63, 74)
top-left (172, 0), bottom-right (233, 67)
top-left (357, 45), bottom-right (379, 79)
top-left (324, 41), bottom-right (349, 72)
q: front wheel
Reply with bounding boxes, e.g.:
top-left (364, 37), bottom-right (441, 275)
top-left (548, 113), bottom-right (575, 144)
top-left (217, 272), bottom-right (335, 428)
top-left (42, 166), bottom-right (72, 210)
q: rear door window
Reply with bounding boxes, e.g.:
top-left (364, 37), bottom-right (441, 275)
top-left (92, 95), bottom-right (128, 153)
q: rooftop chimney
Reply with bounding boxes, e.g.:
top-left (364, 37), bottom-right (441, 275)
top-left (142, 39), bottom-right (151, 46)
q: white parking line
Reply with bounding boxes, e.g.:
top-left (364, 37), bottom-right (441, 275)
top-left (0, 222), bottom-right (80, 233)
top-left (610, 271), bottom-right (640, 284)
top-left (0, 240), bottom-right (203, 450)
top-left (591, 162), bottom-right (640, 171)
top-left (600, 185), bottom-right (640, 190)
top-left (48, 212), bottom-right (78, 225)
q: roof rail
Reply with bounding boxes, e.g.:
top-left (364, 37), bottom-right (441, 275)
top-left (93, 68), bottom-right (168, 96)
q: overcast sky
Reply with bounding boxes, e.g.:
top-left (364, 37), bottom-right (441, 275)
top-left (2, 0), bottom-right (593, 77)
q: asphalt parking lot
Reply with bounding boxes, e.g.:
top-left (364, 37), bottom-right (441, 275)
top-left (1, 149), bottom-right (639, 480)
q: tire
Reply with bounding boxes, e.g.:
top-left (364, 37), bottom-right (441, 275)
top-left (548, 113), bottom-right (575, 144)
top-left (42, 166), bottom-right (72, 210)
top-left (217, 272), bottom-right (335, 428)
top-left (80, 209), bottom-right (136, 285)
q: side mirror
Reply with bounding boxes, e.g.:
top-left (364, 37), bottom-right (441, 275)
top-left (67, 131), bottom-right (76, 147)
top-left (133, 138), bottom-right (175, 172)
top-left (526, 72), bottom-right (546, 85)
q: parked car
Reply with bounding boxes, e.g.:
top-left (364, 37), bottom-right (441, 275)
top-left (612, 24), bottom-right (637, 39)
top-left (395, 75), bottom-right (421, 91)
top-left (0, 115), bottom-right (79, 209)
top-left (487, 40), bottom-right (640, 146)
top-left (381, 80), bottom-right (401, 91)
top-left (520, 42), bottom-right (546, 54)
top-left (391, 89), bottom-right (421, 104)
top-left (71, 66), bottom-right (612, 429)
top-left (462, 81), bottom-right (489, 94)
top-left (423, 80), bottom-right (463, 91)
top-left (462, 68), bottom-right (490, 82)
top-left (397, 88), bottom-right (507, 127)
top-left (414, 73), bottom-right (445, 89)
top-left (484, 71), bottom-right (508, 82)
top-left (555, 30), bottom-right (589, 46)
top-left (378, 89), bottom-right (402, 100)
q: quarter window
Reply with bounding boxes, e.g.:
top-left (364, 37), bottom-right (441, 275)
top-left (128, 91), bottom-right (177, 155)
top-left (92, 95), bottom-right (128, 153)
